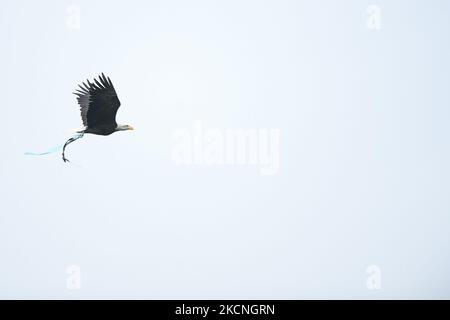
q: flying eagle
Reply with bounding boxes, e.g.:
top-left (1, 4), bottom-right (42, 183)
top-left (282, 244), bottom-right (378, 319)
top-left (62, 73), bottom-right (134, 162)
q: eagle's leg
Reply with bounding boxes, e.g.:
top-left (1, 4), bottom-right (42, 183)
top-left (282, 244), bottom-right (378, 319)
top-left (62, 132), bottom-right (85, 163)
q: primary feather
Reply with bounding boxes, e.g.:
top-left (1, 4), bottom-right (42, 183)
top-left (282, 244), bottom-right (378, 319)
top-left (74, 73), bottom-right (121, 134)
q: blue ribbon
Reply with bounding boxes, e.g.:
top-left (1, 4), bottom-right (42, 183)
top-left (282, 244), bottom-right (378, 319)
top-left (24, 144), bottom-right (64, 156)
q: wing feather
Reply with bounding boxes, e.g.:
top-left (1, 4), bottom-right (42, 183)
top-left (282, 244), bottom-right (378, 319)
top-left (73, 74), bottom-right (121, 128)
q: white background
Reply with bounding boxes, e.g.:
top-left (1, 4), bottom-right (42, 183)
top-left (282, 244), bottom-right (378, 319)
top-left (0, 0), bottom-right (449, 298)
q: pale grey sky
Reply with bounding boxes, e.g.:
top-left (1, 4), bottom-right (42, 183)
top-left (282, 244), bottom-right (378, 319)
top-left (0, 0), bottom-right (449, 298)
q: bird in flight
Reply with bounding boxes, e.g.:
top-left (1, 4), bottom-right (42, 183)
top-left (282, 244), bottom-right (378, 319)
top-left (62, 73), bottom-right (134, 162)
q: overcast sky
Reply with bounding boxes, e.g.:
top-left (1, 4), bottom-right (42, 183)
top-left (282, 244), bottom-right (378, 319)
top-left (0, 0), bottom-right (449, 299)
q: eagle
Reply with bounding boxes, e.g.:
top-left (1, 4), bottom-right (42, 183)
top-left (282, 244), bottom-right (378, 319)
top-left (62, 73), bottom-right (134, 162)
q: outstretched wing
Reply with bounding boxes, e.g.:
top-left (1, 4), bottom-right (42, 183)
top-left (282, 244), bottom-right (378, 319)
top-left (73, 73), bottom-right (121, 128)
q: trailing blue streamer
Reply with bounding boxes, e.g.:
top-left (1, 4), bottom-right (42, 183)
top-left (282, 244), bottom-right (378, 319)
top-left (24, 144), bottom-right (64, 156)
top-left (24, 132), bottom-right (84, 158)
